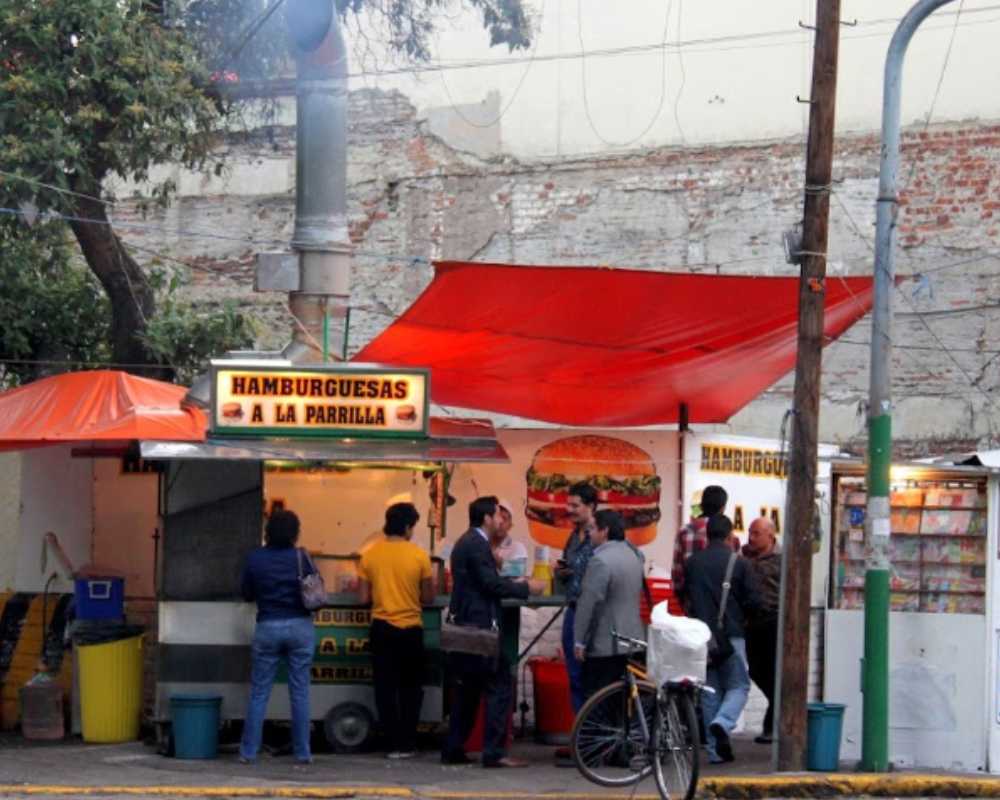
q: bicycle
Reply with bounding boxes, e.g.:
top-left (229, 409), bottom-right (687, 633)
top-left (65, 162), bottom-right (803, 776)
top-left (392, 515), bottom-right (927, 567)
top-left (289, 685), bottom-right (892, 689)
top-left (569, 632), bottom-right (704, 800)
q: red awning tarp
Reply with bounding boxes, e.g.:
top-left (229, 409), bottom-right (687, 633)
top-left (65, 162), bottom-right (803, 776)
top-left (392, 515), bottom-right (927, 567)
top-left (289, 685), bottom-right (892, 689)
top-left (356, 261), bottom-right (876, 426)
top-left (0, 370), bottom-right (206, 449)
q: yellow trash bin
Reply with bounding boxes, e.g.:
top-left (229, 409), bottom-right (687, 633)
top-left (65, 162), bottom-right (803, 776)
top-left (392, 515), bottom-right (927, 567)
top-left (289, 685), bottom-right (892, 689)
top-left (78, 634), bottom-right (143, 743)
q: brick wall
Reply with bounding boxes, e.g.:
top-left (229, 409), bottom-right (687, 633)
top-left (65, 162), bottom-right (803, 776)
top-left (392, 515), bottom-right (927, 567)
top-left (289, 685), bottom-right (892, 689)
top-left (116, 89), bottom-right (1000, 454)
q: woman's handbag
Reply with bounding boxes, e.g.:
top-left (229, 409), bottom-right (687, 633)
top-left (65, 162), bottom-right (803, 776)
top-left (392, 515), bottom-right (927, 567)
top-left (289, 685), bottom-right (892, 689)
top-left (706, 553), bottom-right (738, 668)
top-left (440, 616), bottom-right (500, 658)
top-left (297, 548), bottom-right (328, 611)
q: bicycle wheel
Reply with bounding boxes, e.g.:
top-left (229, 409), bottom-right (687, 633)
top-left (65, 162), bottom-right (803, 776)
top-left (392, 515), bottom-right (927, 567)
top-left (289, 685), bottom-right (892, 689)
top-left (652, 689), bottom-right (700, 800)
top-left (570, 678), bottom-right (657, 787)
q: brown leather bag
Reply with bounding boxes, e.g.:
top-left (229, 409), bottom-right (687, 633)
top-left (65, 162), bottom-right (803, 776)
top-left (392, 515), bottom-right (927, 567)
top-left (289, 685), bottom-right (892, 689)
top-left (440, 617), bottom-right (499, 658)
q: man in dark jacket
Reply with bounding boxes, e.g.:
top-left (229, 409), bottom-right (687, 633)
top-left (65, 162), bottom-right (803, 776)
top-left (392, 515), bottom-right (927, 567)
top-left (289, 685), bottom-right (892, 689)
top-left (743, 517), bottom-right (781, 744)
top-left (682, 514), bottom-right (760, 764)
top-left (442, 496), bottom-right (544, 768)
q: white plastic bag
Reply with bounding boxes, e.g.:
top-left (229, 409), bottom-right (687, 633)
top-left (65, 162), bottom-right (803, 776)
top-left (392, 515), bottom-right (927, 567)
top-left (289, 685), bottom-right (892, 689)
top-left (647, 601), bottom-right (711, 687)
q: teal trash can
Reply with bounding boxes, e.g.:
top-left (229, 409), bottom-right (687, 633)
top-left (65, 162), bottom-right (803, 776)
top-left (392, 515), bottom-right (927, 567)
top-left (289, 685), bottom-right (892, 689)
top-left (170, 694), bottom-right (222, 759)
top-left (806, 702), bottom-right (846, 771)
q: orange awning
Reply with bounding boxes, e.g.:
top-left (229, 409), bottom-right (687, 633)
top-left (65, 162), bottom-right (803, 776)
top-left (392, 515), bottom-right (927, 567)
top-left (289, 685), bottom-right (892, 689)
top-left (0, 370), bottom-right (206, 450)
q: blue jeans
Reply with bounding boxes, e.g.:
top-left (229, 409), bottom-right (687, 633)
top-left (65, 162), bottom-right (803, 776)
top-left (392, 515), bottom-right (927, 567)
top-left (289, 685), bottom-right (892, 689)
top-left (562, 607), bottom-right (585, 713)
top-left (702, 636), bottom-right (750, 762)
top-left (240, 616), bottom-right (315, 762)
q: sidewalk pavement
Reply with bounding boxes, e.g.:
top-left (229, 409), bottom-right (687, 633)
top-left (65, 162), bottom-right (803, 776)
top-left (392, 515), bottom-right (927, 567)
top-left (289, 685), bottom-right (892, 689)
top-left (0, 733), bottom-right (995, 799)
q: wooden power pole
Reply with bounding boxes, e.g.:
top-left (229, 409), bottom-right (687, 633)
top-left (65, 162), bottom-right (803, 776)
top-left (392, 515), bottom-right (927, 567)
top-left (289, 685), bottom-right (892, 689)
top-left (776, 0), bottom-right (841, 771)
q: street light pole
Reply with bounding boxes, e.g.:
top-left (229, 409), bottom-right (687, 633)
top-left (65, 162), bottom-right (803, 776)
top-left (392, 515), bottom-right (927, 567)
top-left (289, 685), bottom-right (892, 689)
top-left (863, 0), bottom-right (956, 772)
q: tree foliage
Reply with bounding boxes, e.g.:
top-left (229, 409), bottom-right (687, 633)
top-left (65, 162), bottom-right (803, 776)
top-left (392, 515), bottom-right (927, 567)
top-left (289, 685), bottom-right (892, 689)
top-left (0, 219), bottom-right (253, 387)
top-left (0, 0), bottom-right (531, 382)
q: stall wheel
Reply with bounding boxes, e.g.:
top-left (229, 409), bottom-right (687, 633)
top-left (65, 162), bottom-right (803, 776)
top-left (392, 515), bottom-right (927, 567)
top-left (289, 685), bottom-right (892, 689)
top-left (323, 702), bottom-right (374, 753)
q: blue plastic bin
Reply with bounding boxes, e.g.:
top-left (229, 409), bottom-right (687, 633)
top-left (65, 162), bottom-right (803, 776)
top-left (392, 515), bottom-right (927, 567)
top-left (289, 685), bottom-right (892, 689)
top-left (170, 695), bottom-right (222, 759)
top-left (74, 576), bottom-right (124, 620)
top-left (807, 702), bottom-right (846, 771)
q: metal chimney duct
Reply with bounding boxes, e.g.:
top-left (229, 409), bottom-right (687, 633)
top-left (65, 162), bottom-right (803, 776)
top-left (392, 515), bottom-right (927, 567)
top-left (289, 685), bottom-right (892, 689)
top-left (182, 0), bottom-right (352, 408)
top-left (283, 0), bottom-right (352, 363)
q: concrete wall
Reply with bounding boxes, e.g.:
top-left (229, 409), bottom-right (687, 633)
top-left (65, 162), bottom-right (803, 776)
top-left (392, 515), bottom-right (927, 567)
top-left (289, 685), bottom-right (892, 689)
top-left (0, 453), bottom-right (21, 592)
top-left (16, 446), bottom-right (92, 594)
top-left (92, 460), bottom-right (159, 599)
top-left (338, 0), bottom-right (1000, 159)
top-left (113, 85), bottom-right (1000, 456)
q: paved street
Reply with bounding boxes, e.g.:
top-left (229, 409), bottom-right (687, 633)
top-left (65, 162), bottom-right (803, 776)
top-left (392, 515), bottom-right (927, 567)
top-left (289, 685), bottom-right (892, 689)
top-left (0, 732), bottom-right (774, 797)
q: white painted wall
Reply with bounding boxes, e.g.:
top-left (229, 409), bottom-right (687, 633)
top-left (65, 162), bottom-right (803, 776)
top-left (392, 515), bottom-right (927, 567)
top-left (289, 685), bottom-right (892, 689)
top-left (16, 446), bottom-right (93, 594)
top-left (346, 0), bottom-right (1000, 159)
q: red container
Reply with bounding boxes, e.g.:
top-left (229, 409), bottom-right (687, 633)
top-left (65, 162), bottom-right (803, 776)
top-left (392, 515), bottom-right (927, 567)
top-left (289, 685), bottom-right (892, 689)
top-left (464, 696), bottom-right (513, 753)
top-left (640, 578), bottom-right (682, 623)
top-left (528, 657), bottom-right (575, 744)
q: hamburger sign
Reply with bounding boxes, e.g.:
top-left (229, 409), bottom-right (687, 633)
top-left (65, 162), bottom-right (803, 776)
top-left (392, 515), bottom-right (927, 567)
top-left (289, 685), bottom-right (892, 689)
top-left (526, 435), bottom-right (661, 548)
top-left (209, 362), bottom-right (429, 438)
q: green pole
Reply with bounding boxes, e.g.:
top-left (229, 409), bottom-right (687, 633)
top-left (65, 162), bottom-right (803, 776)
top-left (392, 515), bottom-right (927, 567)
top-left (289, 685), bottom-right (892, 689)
top-left (862, 416), bottom-right (891, 771)
top-left (862, 0), bottom-right (958, 771)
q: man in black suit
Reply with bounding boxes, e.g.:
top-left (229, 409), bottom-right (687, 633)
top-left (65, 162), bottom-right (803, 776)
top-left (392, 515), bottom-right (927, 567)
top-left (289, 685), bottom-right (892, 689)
top-left (442, 496), bottom-right (545, 768)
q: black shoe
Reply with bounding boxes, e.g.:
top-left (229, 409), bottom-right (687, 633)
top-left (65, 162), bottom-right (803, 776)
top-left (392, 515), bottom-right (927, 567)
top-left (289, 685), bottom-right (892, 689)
top-left (441, 750), bottom-right (473, 765)
top-left (754, 734), bottom-right (774, 745)
top-left (709, 723), bottom-right (734, 763)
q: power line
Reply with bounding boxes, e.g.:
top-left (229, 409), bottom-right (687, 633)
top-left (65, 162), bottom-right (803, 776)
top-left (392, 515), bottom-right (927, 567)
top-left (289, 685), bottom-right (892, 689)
top-left (436, 0), bottom-right (547, 129)
top-left (0, 169), bottom-right (115, 207)
top-left (323, 4), bottom-right (1000, 81)
top-left (831, 189), bottom-right (1000, 414)
top-left (577, 0), bottom-right (672, 148)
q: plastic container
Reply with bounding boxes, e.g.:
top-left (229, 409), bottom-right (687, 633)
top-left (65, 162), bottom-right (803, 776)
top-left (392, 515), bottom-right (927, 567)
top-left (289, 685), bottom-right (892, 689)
top-left (528, 658), bottom-right (575, 744)
top-left (640, 578), bottom-right (682, 623)
top-left (647, 603), bottom-right (710, 687)
top-left (806, 702), bottom-right (846, 771)
top-left (170, 695), bottom-right (222, 759)
top-left (78, 634), bottom-right (143, 743)
top-left (19, 683), bottom-right (64, 740)
top-left (74, 576), bottom-right (125, 621)
top-left (464, 696), bottom-right (513, 753)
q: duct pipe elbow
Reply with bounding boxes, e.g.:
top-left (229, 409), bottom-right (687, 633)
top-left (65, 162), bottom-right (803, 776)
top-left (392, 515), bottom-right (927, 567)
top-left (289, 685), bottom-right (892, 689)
top-left (289, 0), bottom-right (350, 251)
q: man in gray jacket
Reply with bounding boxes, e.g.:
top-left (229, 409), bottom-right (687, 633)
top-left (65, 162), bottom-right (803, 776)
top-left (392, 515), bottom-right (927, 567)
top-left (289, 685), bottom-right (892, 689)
top-left (573, 510), bottom-right (646, 698)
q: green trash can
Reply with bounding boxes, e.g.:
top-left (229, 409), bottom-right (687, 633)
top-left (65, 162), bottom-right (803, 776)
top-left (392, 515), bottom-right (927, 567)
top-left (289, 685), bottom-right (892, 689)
top-left (170, 695), bottom-right (222, 759)
top-left (807, 702), bottom-right (846, 771)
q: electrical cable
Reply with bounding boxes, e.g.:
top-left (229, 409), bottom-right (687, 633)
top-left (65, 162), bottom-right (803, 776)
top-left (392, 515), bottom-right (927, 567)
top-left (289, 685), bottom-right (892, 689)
top-left (319, 4), bottom-right (1000, 81)
top-left (670, 0), bottom-right (687, 145)
top-left (576, 0), bottom-right (672, 149)
top-left (0, 170), bottom-right (115, 207)
top-left (831, 189), bottom-right (1000, 417)
top-left (436, 0), bottom-right (547, 129)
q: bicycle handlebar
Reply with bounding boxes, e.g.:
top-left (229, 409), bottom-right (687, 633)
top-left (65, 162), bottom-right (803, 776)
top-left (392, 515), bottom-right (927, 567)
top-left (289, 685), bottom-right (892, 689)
top-left (611, 630), bottom-right (647, 650)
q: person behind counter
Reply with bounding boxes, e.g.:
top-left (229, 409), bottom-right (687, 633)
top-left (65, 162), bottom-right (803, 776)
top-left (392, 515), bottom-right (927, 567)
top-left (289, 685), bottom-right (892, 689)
top-left (443, 496), bottom-right (546, 768)
top-left (239, 509), bottom-right (316, 765)
top-left (358, 502), bottom-right (435, 760)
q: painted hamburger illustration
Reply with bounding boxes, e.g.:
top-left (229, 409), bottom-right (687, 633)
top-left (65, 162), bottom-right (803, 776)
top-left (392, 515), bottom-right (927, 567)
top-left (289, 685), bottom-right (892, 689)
top-left (525, 435), bottom-right (661, 548)
top-left (221, 402), bottom-right (244, 421)
top-left (395, 404), bottom-right (417, 423)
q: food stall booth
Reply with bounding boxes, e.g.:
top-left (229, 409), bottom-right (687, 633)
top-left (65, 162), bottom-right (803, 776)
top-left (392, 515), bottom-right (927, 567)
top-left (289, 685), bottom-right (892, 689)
top-left (140, 359), bottom-right (552, 751)
top-left (822, 457), bottom-right (1000, 772)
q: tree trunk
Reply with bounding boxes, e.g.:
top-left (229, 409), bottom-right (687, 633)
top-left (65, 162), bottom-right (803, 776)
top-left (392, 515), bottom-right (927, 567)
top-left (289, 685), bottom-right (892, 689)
top-left (68, 196), bottom-right (159, 375)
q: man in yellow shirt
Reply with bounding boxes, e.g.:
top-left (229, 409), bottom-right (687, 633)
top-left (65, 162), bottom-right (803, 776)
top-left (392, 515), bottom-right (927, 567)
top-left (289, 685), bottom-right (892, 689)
top-left (359, 502), bottom-right (435, 759)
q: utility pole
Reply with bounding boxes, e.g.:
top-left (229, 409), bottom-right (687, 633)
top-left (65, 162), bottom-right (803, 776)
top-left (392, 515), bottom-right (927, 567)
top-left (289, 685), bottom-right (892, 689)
top-left (862, 0), bottom-right (956, 772)
top-left (776, 0), bottom-right (840, 772)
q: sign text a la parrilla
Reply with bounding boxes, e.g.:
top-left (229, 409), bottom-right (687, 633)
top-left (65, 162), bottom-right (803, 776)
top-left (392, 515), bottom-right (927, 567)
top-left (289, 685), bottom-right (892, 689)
top-left (210, 363), bottom-right (430, 438)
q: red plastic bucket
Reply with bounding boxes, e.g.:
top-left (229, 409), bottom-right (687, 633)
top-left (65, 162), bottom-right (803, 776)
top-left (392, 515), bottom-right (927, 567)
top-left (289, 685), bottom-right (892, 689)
top-left (528, 657), bottom-right (575, 744)
top-left (640, 578), bottom-right (681, 623)
top-left (464, 697), bottom-right (513, 753)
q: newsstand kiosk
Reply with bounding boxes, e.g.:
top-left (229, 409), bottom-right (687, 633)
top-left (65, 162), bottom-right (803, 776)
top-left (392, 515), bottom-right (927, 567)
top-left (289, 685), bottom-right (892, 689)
top-left (143, 360), bottom-right (511, 751)
top-left (823, 458), bottom-right (1000, 772)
